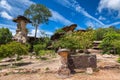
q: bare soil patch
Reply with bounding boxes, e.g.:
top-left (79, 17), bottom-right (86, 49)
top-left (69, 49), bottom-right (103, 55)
top-left (0, 51), bottom-right (120, 80)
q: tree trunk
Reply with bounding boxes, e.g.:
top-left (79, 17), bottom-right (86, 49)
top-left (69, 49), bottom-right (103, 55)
top-left (34, 26), bottom-right (38, 40)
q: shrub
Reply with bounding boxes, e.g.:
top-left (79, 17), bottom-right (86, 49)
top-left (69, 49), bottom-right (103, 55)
top-left (100, 32), bottom-right (120, 54)
top-left (33, 37), bottom-right (51, 57)
top-left (0, 27), bottom-right (12, 44)
top-left (34, 43), bottom-right (46, 55)
top-left (0, 41), bottom-right (28, 59)
top-left (52, 31), bottom-right (95, 53)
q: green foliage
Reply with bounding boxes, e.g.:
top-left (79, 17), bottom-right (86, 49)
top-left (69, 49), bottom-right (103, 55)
top-left (75, 31), bottom-right (95, 49)
top-left (38, 50), bottom-right (54, 56)
top-left (53, 33), bottom-right (80, 49)
top-left (100, 32), bottom-right (120, 54)
top-left (24, 4), bottom-right (52, 38)
top-left (0, 27), bottom-right (12, 44)
top-left (0, 41), bottom-right (28, 58)
top-left (94, 26), bottom-right (120, 41)
top-left (95, 28), bottom-right (106, 40)
top-left (86, 26), bottom-right (94, 31)
top-left (34, 43), bottom-right (46, 55)
top-left (33, 36), bottom-right (51, 56)
top-left (95, 27), bottom-right (116, 40)
top-left (55, 29), bottom-right (65, 34)
top-left (53, 31), bottom-right (95, 50)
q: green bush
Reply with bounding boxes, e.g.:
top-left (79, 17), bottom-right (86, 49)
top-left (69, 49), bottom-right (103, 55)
top-left (94, 27), bottom-right (118, 41)
top-left (53, 31), bottom-right (95, 52)
top-left (33, 37), bottom-right (51, 57)
top-left (34, 43), bottom-right (46, 55)
top-left (100, 32), bottom-right (120, 54)
top-left (0, 41), bottom-right (28, 59)
top-left (0, 27), bottom-right (12, 44)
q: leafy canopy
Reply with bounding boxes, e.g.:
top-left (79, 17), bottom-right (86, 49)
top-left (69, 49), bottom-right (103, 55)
top-left (24, 4), bottom-right (52, 38)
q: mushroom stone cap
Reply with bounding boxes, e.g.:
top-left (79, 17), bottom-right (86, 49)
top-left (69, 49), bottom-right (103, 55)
top-left (13, 15), bottom-right (32, 23)
top-left (57, 49), bottom-right (70, 54)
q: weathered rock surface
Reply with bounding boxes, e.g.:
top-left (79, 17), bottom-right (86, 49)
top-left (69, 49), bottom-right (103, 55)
top-left (68, 54), bottom-right (97, 69)
top-left (13, 15), bottom-right (31, 43)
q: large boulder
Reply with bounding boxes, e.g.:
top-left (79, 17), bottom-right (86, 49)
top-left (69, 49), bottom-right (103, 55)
top-left (68, 54), bottom-right (97, 69)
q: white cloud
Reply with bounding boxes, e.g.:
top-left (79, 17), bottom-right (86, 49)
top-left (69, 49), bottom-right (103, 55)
top-left (9, 29), bottom-right (16, 36)
top-left (104, 22), bottom-right (120, 27)
top-left (28, 29), bottom-right (53, 37)
top-left (0, 11), bottom-right (13, 20)
top-left (55, 0), bottom-right (105, 27)
top-left (86, 20), bottom-right (120, 28)
top-left (55, 0), bottom-right (72, 8)
top-left (85, 20), bottom-right (103, 29)
top-left (0, 0), bottom-right (12, 11)
top-left (0, 23), bottom-right (16, 29)
top-left (45, 31), bottom-right (53, 36)
top-left (98, 16), bottom-right (106, 20)
top-left (50, 9), bottom-right (73, 25)
top-left (98, 0), bottom-right (120, 18)
top-left (0, 0), bottom-right (35, 19)
top-left (0, 0), bottom-right (35, 35)
top-left (0, 23), bottom-right (53, 37)
top-left (86, 21), bottom-right (95, 27)
top-left (0, 23), bottom-right (16, 36)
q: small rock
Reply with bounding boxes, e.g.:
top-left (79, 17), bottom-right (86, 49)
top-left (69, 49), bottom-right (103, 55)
top-left (103, 54), bottom-right (112, 58)
top-left (86, 67), bottom-right (93, 74)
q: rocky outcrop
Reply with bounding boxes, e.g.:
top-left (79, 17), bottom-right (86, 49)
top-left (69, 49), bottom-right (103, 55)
top-left (13, 15), bottom-right (31, 43)
top-left (51, 24), bottom-right (77, 41)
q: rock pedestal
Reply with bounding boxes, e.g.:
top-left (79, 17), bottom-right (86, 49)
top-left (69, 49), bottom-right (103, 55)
top-left (13, 15), bottom-right (31, 43)
top-left (57, 49), bottom-right (71, 78)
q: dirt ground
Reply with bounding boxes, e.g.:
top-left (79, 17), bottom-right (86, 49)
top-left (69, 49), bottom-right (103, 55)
top-left (0, 69), bottom-right (120, 80)
top-left (0, 50), bottom-right (120, 80)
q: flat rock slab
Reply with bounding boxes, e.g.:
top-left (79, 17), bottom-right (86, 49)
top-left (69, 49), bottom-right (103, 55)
top-left (68, 54), bottom-right (97, 69)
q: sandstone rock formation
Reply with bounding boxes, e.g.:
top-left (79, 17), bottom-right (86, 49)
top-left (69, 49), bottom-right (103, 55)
top-left (13, 15), bottom-right (31, 43)
top-left (51, 24), bottom-right (77, 41)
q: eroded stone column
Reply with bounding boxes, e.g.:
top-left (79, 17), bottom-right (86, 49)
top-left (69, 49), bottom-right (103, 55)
top-left (13, 15), bottom-right (31, 43)
top-left (57, 49), bottom-right (71, 78)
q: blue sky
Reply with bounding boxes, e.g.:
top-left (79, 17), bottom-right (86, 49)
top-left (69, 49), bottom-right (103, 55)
top-left (0, 0), bottom-right (120, 37)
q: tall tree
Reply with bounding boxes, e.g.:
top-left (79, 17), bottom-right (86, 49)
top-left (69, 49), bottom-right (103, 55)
top-left (24, 4), bottom-right (52, 39)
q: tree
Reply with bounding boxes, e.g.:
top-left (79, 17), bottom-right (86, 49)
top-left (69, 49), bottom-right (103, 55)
top-left (24, 4), bottom-right (52, 39)
top-left (0, 27), bottom-right (12, 44)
